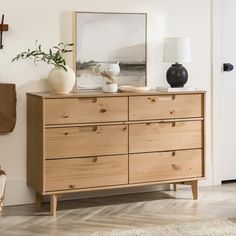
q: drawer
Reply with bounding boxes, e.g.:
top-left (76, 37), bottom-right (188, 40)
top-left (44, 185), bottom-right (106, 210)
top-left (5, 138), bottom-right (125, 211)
top-left (129, 121), bottom-right (202, 153)
top-left (45, 155), bottom-right (128, 191)
top-left (129, 149), bottom-right (203, 184)
top-left (45, 124), bottom-right (128, 159)
top-left (44, 97), bottom-right (128, 124)
top-left (129, 94), bottom-right (203, 120)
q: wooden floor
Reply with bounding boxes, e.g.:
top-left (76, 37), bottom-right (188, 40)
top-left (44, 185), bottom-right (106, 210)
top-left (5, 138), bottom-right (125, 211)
top-left (1, 183), bottom-right (236, 236)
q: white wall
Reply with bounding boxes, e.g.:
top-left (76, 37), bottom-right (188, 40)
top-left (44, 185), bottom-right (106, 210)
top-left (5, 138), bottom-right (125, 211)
top-left (212, 0), bottom-right (222, 185)
top-left (0, 0), bottom-right (212, 206)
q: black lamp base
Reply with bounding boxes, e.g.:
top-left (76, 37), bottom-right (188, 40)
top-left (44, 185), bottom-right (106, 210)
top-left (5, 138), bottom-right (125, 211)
top-left (166, 63), bottom-right (188, 88)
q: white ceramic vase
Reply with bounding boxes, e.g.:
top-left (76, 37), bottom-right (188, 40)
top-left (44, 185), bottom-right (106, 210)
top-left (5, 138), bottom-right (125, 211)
top-left (102, 83), bottom-right (118, 93)
top-left (48, 66), bottom-right (75, 94)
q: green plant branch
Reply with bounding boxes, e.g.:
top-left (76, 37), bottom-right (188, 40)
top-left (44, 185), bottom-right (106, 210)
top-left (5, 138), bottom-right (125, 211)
top-left (12, 42), bottom-right (74, 72)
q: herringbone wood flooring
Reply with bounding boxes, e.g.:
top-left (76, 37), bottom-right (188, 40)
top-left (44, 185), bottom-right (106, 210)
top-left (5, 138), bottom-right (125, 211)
top-left (1, 184), bottom-right (236, 236)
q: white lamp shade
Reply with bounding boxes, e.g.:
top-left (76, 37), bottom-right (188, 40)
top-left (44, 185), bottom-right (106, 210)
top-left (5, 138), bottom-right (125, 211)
top-left (163, 37), bottom-right (192, 63)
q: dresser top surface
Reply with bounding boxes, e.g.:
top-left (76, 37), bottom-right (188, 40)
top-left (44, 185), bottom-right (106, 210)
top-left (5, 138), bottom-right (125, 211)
top-left (27, 89), bottom-right (206, 99)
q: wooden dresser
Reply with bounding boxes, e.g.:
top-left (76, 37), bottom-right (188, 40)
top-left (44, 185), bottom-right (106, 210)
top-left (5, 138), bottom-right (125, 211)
top-left (27, 90), bottom-right (206, 216)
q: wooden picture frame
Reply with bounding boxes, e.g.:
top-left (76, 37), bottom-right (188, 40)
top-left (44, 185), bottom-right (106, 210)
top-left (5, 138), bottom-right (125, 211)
top-left (73, 12), bottom-right (147, 90)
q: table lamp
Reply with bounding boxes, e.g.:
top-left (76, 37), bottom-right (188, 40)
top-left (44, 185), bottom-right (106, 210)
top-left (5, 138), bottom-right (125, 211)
top-left (163, 37), bottom-right (191, 88)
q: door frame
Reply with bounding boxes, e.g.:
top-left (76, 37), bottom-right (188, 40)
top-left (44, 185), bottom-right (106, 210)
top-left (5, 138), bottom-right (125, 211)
top-left (212, 0), bottom-right (224, 185)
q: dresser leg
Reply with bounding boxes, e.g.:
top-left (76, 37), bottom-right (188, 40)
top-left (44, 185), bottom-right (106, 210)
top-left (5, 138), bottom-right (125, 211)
top-left (50, 194), bottom-right (57, 217)
top-left (191, 181), bottom-right (198, 200)
top-left (35, 192), bottom-right (42, 207)
top-left (173, 183), bottom-right (178, 192)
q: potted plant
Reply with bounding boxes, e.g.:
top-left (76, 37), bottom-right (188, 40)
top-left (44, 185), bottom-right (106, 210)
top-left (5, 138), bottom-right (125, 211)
top-left (12, 42), bottom-right (75, 94)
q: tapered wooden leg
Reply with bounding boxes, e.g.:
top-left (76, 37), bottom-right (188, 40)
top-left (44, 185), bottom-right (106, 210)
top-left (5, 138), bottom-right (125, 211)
top-left (35, 192), bottom-right (42, 207)
top-left (191, 181), bottom-right (198, 200)
top-left (173, 183), bottom-right (178, 192)
top-left (50, 194), bottom-right (57, 217)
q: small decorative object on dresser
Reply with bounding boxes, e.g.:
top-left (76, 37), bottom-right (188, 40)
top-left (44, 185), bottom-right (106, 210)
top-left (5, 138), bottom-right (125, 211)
top-left (27, 90), bottom-right (206, 217)
top-left (12, 42), bottom-right (75, 94)
top-left (156, 86), bottom-right (197, 92)
top-left (0, 168), bottom-right (6, 214)
top-left (119, 86), bottom-right (150, 93)
top-left (93, 62), bottom-right (120, 93)
top-left (163, 37), bottom-right (191, 88)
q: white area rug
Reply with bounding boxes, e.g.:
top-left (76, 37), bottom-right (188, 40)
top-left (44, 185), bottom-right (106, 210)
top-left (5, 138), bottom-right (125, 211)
top-left (91, 218), bottom-right (236, 236)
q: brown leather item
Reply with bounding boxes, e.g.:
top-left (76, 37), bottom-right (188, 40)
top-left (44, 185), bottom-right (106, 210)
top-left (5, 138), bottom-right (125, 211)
top-left (0, 83), bottom-right (16, 133)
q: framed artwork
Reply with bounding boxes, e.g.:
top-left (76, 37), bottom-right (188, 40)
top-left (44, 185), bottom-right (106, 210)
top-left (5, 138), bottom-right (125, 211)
top-left (74, 12), bottom-right (147, 89)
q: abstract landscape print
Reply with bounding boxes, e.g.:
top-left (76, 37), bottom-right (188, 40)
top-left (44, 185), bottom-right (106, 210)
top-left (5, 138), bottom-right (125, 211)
top-left (75, 12), bottom-right (147, 89)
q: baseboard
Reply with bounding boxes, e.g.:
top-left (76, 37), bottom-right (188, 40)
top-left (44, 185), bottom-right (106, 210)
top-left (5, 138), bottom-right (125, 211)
top-left (4, 179), bottom-right (35, 206)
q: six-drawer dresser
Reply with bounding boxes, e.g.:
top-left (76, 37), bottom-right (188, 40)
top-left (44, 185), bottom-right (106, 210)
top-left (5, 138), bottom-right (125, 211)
top-left (27, 90), bottom-right (206, 216)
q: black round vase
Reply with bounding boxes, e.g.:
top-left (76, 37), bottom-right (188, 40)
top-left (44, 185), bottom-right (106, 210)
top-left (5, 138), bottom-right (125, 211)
top-left (166, 63), bottom-right (188, 88)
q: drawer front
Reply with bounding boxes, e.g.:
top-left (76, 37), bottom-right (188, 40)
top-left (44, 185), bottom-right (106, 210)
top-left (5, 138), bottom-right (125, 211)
top-left (45, 125), bottom-right (128, 159)
top-left (129, 149), bottom-right (203, 184)
top-left (45, 155), bottom-right (128, 191)
top-left (129, 121), bottom-right (202, 153)
top-left (45, 97), bottom-right (128, 124)
top-left (129, 94), bottom-right (203, 120)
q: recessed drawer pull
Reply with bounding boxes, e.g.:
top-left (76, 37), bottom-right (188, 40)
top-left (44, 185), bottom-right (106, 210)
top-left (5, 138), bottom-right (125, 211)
top-left (64, 132), bottom-right (69, 136)
top-left (170, 110), bottom-right (175, 115)
top-left (158, 122), bottom-right (175, 127)
top-left (78, 97), bottom-right (97, 103)
top-left (157, 95), bottom-right (175, 101)
top-left (79, 126), bottom-right (98, 132)
top-left (69, 184), bottom-right (75, 189)
top-left (92, 157), bottom-right (98, 162)
top-left (172, 151), bottom-right (176, 156)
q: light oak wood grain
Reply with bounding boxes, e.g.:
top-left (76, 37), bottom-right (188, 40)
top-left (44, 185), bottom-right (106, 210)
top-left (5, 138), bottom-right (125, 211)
top-left (191, 180), bottom-right (198, 200)
top-left (173, 180), bottom-right (199, 199)
top-left (129, 121), bottom-right (203, 153)
top-left (129, 149), bottom-right (203, 184)
top-left (45, 124), bottom-right (128, 159)
top-left (27, 95), bottom-right (44, 193)
top-left (27, 90), bottom-right (206, 99)
top-left (45, 155), bottom-right (128, 192)
top-left (50, 194), bottom-right (57, 217)
top-left (129, 94), bottom-right (203, 120)
top-left (44, 97), bottom-right (128, 124)
top-left (173, 183), bottom-right (178, 192)
top-left (35, 192), bottom-right (42, 207)
top-left (27, 91), bottom-right (205, 216)
top-left (43, 177), bottom-right (205, 195)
